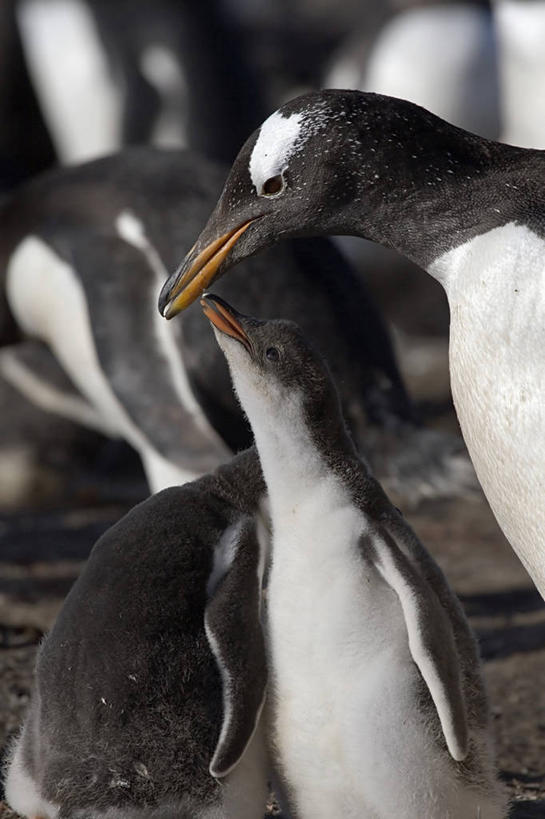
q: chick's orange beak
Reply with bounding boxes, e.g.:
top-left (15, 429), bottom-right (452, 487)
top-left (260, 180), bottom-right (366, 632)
top-left (200, 294), bottom-right (252, 353)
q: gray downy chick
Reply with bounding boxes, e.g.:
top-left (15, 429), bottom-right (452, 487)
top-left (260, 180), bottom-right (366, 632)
top-left (202, 292), bottom-right (506, 819)
top-left (4, 448), bottom-right (270, 819)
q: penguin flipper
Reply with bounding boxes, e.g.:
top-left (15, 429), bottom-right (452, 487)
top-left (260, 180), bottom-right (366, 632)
top-left (69, 232), bottom-right (230, 474)
top-left (204, 516), bottom-right (267, 779)
top-left (365, 528), bottom-right (469, 762)
top-left (0, 340), bottom-right (110, 432)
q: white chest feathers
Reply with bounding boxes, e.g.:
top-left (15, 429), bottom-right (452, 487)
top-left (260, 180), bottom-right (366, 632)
top-left (264, 476), bottom-right (500, 819)
top-left (430, 223), bottom-right (545, 592)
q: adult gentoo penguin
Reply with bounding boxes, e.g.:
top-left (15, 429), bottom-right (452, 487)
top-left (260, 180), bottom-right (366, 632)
top-left (201, 294), bottom-right (506, 819)
top-left (4, 447), bottom-right (269, 819)
top-left (160, 89), bottom-right (545, 598)
top-left (0, 147), bottom-right (474, 502)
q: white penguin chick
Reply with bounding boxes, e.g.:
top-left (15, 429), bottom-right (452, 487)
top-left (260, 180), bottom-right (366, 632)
top-left (201, 293), bottom-right (507, 819)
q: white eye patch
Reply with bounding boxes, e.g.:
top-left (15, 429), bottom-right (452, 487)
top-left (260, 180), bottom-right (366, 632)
top-left (249, 110), bottom-right (304, 195)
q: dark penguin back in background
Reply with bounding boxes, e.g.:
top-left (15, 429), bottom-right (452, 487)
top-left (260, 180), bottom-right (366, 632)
top-left (0, 147), bottom-right (416, 466)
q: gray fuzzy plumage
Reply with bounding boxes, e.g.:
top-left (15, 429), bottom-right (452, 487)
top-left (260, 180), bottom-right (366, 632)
top-left (4, 448), bottom-right (268, 819)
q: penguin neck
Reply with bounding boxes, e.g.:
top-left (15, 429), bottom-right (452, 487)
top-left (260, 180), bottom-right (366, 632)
top-left (363, 148), bottom-right (545, 274)
top-left (326, 95), bottom-right (545, 270)
top-left (245, 388), bottom-right (358, 515)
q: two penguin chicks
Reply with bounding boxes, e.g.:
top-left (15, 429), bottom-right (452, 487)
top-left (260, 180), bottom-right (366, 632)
top-left (5, 295), bottom-right (506, 819)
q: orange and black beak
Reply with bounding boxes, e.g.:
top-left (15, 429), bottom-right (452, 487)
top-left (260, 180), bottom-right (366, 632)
top-left (159, 220), bottom-right (255, 318)
top-left (201, 294), bottom-right (253, 354)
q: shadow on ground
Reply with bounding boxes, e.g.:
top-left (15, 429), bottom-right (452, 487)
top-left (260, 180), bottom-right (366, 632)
top-left (510, 800), bottom-right (545, 818)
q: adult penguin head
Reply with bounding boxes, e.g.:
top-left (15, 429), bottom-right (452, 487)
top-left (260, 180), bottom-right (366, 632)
top-left (159, 87), bottom-right (497, 317)
top-left (159, 90), bottom-right (376, 317)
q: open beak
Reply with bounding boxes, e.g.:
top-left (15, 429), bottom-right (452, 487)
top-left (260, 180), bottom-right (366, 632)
top-left (159, 220), bottom-right (255, 318)
top-left (201, 294), bottom-right (252, 354)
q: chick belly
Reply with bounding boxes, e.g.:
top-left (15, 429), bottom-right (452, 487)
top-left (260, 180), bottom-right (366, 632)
top-left (267, 640), bottom-right (464, 819)
top-left (265, 531), bottom-right (411, 818)
top-left (264, 523), bottom-right (482, 818)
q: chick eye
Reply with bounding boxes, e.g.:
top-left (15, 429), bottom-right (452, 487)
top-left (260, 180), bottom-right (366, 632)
top-left (266, 346), bottom-right (280, 362)
top-left (261, 175), bottom-right (284, 196)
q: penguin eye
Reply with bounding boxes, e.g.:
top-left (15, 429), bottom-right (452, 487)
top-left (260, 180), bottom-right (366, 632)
top-left (265, 346), bottom-right (280, 362)
top-left (261, 175), bottom-right (285, 196)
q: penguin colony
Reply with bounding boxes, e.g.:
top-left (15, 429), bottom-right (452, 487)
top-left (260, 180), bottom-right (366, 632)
top-left (0, 0), bottom-right (482, 508)
top-left (3, 3), bottom-right (544, 817)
